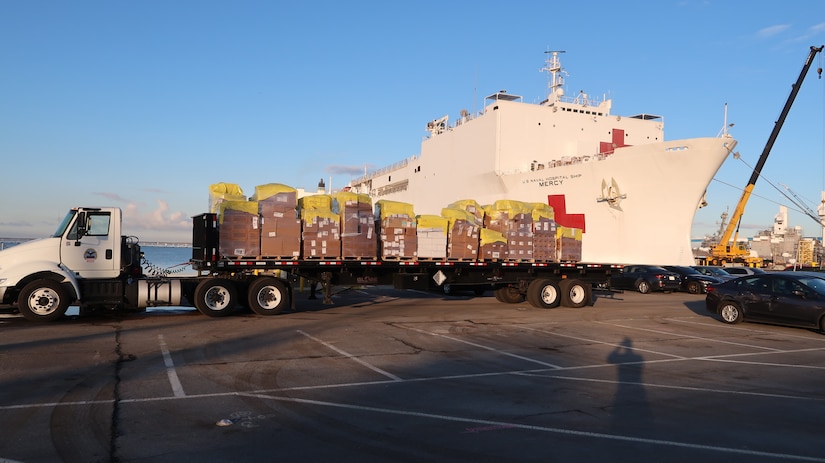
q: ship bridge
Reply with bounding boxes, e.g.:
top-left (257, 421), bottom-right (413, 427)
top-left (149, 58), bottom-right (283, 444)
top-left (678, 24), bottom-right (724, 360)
top-left (485, 91), bottom-right (523, 103)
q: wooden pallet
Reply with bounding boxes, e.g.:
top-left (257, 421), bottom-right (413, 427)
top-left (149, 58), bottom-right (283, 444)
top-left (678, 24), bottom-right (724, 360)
top-left (380, 255), bottom-right (417, 261)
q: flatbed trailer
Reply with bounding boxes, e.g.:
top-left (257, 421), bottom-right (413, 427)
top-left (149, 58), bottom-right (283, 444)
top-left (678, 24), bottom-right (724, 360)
top-left (188, 212), bottom-right (620, 316)
top-left (0, 207), bottom-right (622, 322)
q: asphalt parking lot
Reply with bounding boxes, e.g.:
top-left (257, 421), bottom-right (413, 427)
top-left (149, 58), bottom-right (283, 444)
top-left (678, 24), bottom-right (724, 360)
top-left (1, 287), bottom-right (824, 463)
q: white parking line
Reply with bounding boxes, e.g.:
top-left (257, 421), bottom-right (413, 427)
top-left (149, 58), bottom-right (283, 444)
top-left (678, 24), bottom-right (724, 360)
top-left (297, 330), bottom-right (402, 381)
top-left (239, 392), bottom-right (825, 462)
top-left (694, 356), bottom-right (825, 370)
top-left (595, 321), bottom-right (785, 351)
top-left (158, 334), bottom-right (185, 398)
top-left (515, 324), bottom-right (688, 359)
top-left (513, 371), bottom-right (825, 402)
top-left (397, 324), bottom-right (564, 369)
top-left (667, 317), bottom-right (825, 342)
top-left (522, 321), bottom-right (825, 371)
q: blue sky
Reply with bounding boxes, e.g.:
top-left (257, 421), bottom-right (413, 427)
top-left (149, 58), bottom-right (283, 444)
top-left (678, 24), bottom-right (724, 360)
top-left (1, 1), bottom-right (824, 244)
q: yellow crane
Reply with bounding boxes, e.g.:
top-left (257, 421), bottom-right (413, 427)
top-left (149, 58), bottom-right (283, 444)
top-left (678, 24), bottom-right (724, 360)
top-left (708, 45), bottom-right (824, 266)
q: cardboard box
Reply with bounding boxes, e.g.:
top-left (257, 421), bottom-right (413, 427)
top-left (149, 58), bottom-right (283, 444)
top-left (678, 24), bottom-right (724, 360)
top-left (218, 202), bottom-right (260, 258)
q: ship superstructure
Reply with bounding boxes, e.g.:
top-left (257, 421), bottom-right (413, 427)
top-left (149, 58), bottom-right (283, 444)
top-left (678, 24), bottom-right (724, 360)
top-left (349, 51), bottom-right (737, 265)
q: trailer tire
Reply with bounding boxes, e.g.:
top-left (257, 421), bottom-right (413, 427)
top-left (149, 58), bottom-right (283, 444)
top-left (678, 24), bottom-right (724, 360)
top-left (247, 277), bottom-right (290, 315)
top-left (194, 278), bottom-right (238, 317)
top-left (526, 279), bottom-right (561, 309)
top-left (17, 279), bottom-right (70, 322)
top-left (494, 286), bottom-right (524, 304)
top-left (560, 279), bottom-right (591, 308)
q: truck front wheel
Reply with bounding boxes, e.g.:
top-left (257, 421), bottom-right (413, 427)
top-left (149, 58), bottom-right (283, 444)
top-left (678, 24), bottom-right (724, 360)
top-left (17, 279), bottom-right (70, 322)
top-left (194, 278), bottom-right (238, 317)
top-left (247, 277), bottom-right (290, 315)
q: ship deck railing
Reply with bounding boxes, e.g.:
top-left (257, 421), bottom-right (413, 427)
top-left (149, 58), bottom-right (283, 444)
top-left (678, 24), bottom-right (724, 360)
top-left (351, 158), bottom-right (411, 184)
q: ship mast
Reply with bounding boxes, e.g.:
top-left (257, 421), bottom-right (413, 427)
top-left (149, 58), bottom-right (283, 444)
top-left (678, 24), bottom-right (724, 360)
top-left (541, 50), bottom-right (566, 105)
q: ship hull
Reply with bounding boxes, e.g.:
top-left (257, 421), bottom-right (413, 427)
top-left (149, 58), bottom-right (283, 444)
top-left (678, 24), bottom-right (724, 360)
top-left (358, 137), bottom-right (736, 265)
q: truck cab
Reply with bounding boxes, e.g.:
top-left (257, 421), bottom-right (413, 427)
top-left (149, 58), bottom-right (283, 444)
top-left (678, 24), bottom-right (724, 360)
top-left (0, 207), bottom-right (148, 321)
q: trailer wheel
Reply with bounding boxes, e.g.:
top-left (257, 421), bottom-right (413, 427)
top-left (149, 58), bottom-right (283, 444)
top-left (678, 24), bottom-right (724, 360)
top-left (194, 278), bottom-right (238, 317)
top-left (494, 286), bottom-right (524, 304)
top-left (560, 279), bottom-right (591, 308)
top-left (526, 279), bottom-right (561, 309)
top-left (17, 279), bottom-right (70, 322)
top-left (247, 277), bottom-right (290, 315)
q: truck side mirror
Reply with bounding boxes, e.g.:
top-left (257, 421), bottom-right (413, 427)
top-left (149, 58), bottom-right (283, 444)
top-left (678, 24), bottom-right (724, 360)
top-left (76, 212), bottom-right (88, 239)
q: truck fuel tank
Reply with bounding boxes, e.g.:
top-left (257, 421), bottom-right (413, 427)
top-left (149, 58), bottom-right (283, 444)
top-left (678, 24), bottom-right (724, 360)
top-left (137, 279), bottom-right (183, 308)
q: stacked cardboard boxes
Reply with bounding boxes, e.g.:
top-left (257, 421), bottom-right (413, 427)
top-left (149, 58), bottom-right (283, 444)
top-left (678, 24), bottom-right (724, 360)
top-left (298, 194), bottom-right (340, 258)
top-left (376, 200), bottom-right (417, 259)
top-left (530, 203), bottom-right (558, 262)
top-left (484, 200), bottom-right (534, 261)
top-left (334, 192), bottom-right (376, 259)
top-left (416, 215), bottom-right (448, 260)
top-left (480, 228), bottom-right (507, 261)
top-left (507, 212), bottom-right (534, 261)
top-left (218, 200), bottom-right (260, 258)
top-left (442, 208), bottom-right (480, 260)
top-left (253, 184), bottom-right (301, 258)
top-left (557, 227), bottom-right (583, 261)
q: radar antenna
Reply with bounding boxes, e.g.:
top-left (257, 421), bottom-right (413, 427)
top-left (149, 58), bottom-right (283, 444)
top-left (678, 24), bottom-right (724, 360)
top-left (541, 50), bottom-right (567, 104)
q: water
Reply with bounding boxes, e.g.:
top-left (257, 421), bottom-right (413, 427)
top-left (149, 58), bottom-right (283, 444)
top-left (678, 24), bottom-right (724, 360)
top-left (140, 245), bottom-right (196, 277)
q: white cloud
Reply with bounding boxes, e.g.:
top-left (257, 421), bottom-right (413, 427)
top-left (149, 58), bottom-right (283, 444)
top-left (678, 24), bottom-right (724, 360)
top-left (757, 24), bottom-right (790, 38)
top-left (122, 199), bottom-right (191, 242)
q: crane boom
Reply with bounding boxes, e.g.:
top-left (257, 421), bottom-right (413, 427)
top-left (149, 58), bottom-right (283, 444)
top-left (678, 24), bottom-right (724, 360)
top-left (709, 45), bottom-right (824, 265)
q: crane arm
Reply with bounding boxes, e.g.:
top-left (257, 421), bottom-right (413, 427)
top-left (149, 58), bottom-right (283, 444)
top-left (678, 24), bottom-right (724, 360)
top-left (712, 45), bottom-right (824, 259)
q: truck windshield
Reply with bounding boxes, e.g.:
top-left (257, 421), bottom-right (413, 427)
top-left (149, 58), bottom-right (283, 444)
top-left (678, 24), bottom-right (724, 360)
top-left (52, 210), bottom-right (76, 238)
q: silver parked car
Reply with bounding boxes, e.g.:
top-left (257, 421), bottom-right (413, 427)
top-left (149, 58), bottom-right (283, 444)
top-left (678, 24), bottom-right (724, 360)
top-left (691, 265), bottom-right (737, 281)
top-left (723, 266), bottom-right (767, 277)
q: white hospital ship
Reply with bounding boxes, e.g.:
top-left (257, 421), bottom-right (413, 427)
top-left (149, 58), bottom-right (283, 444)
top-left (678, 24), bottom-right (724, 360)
top-left (349, 51), bottom-right (737, 265)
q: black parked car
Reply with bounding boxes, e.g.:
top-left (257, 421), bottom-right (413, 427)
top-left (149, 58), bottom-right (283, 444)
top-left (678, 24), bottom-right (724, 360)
top-left (663, 265), bottom-right (724, 294)
top-left (705, 271), bottom-right (825, 331)
top-left (610, 265), bottom-right (681, 294)
top-left (691, 265), bottom-right (737, 281)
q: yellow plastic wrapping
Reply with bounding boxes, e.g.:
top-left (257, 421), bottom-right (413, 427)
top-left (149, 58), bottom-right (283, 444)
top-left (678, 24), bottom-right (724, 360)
top-left (218, 200), bottom-right (259, 223)
top-left (416, 214), bottom-right (449, 232)
top-left (300, 208), bottom-right (339, 222)
top-left (486, 199), bottom-right (528, 215)
top-left (251, 183), bottom-right (296, 201)
top-left (209, 182), bottom-right (246, 213)
top-left (298, 194), bottom-right (333, 211)
top-left (440, 207), bottom-right (478, 225)
top-left (375, 200), bottom-right (415, 219)
top-left (557, 226), bottom-right (582, 240)
top-left (333, 191), bottom-right (371, 206)
top-left (480, 228), bottom-right (506, 245)
top-left (529, 202), bottom-right (555, 221)
top-left (447, 199), bottom-right (484, 217)
top-left (210, 182), bottom-right (244, 196)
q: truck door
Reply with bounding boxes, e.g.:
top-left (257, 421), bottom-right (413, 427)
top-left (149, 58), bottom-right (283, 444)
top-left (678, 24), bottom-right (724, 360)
top-left (61, 210), bottom-right (120, 279)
